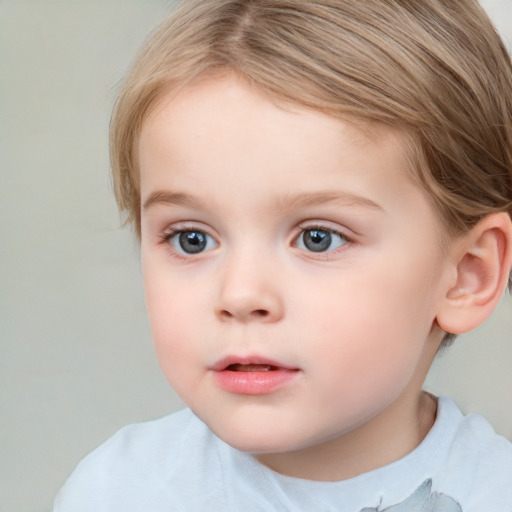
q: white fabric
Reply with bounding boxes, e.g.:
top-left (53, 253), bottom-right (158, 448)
top-left (54, 396), bottom-right (512, 512)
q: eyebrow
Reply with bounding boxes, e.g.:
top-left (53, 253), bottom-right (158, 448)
top-left (275, 191), bottom-right (383, 212)
top-left (142, 189), bottom-right (383, 212)
top-left (143, 191), bottom-right (203, 210)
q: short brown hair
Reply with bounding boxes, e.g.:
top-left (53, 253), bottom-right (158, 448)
top-left (110, 0), bottom-right (512, 309)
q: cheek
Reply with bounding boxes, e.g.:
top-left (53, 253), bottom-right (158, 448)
top-left (143, 265), bottom-right (203, 387)
top-left (298, 259), bottom-right (436, 392)
top-left (143, 252), bottom-right (199, 335)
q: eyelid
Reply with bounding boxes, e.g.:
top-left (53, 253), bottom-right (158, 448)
top-left (296, 221), bottom-right (353, 241)
top-left (159, 221), bottom-right (217, 240)
top-left (158, 222), bottom-right (220, 257)
top-left (293, 221), bottom-right (354, 256)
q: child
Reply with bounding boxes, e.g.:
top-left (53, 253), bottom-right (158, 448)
top-left (54, 0), bottom-right (512, 510)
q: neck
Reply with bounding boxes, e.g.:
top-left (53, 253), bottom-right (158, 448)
top-left (257, 390), bottom-right (438, 482)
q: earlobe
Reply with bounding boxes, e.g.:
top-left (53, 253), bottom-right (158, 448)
top-left (436, 212), bottom-right (512, 335)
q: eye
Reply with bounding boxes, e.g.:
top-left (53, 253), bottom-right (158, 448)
top-left (167, 229), bottom-right (218, 255)
top-left (295, 227), bottom-right (348, 253)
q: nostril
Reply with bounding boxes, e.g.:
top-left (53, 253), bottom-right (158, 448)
top-left (218, 308), bottom-right (269, 320)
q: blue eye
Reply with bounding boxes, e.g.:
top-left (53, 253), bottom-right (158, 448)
top-left (296, 228), bottom-right (347, 253)
top-left (169, 230), bottom-right (217, 254)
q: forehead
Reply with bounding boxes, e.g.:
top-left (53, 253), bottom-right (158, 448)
top-left (138, 75), bottom-right (438, 225)
top-left (140, 75), bottom-right (409, 174)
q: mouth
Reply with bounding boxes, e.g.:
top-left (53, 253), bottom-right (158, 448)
top-left (211, 355), bottom-right (298, 373)
top-left (210, 356), bottom-right (300, 395)
top-left (225, 363), bottom-right (279, 372)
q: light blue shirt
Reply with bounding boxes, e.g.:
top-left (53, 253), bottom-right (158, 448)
top-left (54, 396), bottom-right (512, 512)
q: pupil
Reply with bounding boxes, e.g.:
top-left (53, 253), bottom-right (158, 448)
top-left (179, 231), bottom-right (206, 253)
top-left (304, 229), bottom-right (331, 252)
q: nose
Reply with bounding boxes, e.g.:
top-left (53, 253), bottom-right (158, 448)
top-left (214, 253), bottom-right (284, 323)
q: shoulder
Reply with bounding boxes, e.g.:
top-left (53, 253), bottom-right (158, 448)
top-left (54, 408), bottom-right (222, 512)
top-left (442, 396), bottom-right (512, 467)
top-left (71, 407), bottom-right (201, 473)
top-left (435, 396), bottom-right (512, 510)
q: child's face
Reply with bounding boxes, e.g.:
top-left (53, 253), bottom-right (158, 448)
top-left (139, 75), bottom-right (452, 477)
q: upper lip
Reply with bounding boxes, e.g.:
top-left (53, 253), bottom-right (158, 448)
top-left (210, 355), bottom-right (299, 372)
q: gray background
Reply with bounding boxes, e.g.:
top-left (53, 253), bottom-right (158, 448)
top-left (1, 1), bottom-right (511, 511)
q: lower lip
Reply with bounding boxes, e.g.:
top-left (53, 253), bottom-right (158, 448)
top-left (212, 369), bottom-right (300, 395)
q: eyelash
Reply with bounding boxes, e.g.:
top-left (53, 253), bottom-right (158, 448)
top-left (158, 223), bottom-right (352, 258)
top-left (294, 224), bottom-right (351, 254)
top-left (159, 226), bottom-right (218, 258)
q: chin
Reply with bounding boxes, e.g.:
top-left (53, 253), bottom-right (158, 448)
top-left (218, 427), bottom-right (281, 453)
top-left (210, 417), bottom-right (327, 456)
top-left (204, 417), bottom-right (293, 453)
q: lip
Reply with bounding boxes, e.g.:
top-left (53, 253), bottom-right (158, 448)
top-left (210, 355), bottom-right (300, 395)
top-left (210, 355), bottom-right (298, 372)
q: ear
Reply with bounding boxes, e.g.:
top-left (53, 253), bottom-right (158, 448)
top-left (436, 212), bottom-right (512, 335)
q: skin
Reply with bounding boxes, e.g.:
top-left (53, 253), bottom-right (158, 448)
top-left (138, 74), bottom-right (456, 481)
